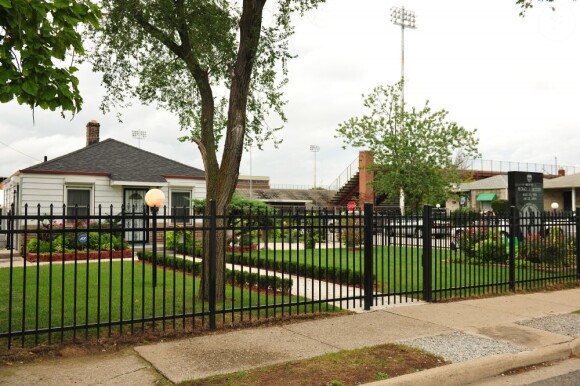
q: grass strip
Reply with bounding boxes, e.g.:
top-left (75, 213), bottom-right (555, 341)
top-left (181, 343), bottom-right (447, 386)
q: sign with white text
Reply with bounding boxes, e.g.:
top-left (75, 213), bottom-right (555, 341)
top-left (508, 171), bottom-right (544, 238)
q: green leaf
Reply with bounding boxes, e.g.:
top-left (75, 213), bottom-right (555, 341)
top-left (21, 80), bottom-right (39, 96)
top-left (0, 0), bottom-right (99, 116)
top-left (53, 0), bottom-right (70, 9)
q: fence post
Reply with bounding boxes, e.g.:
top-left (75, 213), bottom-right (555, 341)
top-left (422, 205), bottom-right (432, 302)
top-left (509, 205), bottom-right (516, 292)
top-left (7, 203), bottom-right (15, 250)
top-left (152, 207), bottom-right (158, 287)
top-left (363, 202), bottom-right (374, 311)
top-left (576, 207), bottom-right (580, 280)
top-left (208, 199), bottom-right (217, 330)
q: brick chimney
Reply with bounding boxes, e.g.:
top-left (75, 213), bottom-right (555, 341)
top-left (358, 150), bottom-right (375, 205)
top-left (558, 168), bottom-right (565, 177)
top-left (86, 120), bottom-right (100, 146)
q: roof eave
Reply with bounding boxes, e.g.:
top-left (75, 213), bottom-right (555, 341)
top-left (19, 170), bottom-right (111, 177)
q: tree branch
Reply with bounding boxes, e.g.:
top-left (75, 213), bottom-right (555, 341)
top-left (132, 11), bottom-right (182, 57)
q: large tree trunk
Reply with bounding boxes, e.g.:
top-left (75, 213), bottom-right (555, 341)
top-left (199, 0), bottom-right (266, 303)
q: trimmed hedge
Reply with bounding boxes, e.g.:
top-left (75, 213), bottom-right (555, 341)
top-left (165, 230), bottom-right (203, 257)
top-left (225, 253), bottom-right (364, 286)
top-left (137, 251), bottom-right (292, 294)
top-left (224, 270), bottom-right (293, 294)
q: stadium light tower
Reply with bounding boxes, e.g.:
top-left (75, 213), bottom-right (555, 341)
top-left (132, 130), bottom-right (147, 148)
top-left (390, 6), bottom-right (417, 114)
top-left (310, 145), bottom-right (320, 189)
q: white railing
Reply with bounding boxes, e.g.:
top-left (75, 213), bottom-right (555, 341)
top-left (328, 156), bottom-right (359, 192)
top-left (463, 159), bottom-right (578, 176)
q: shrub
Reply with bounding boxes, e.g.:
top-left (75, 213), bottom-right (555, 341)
top-left (165, 230), bottom-right (203, 256)
top-left (26, 231), bottom-right (124, 254)
top-left (303, 230), bottom-right (321, 248)
top-left (455, 227), bottom-right (487, 258)
top-left (450, 208), bottom-right (478, 226)
top-left (26, 238), bottom-right (52, 253)
top-left (239, 234), bottom-right (254, 246)
top-left (474, 237), bottom-right (507, 263)
top-left (456, 228), bottom-right (509, 263)
top-left (339, 218), bottom-right (363, 248)
top-left (491, 199), bottom-right (509, 216)
top-left (519, 232), bottom-right (573, 266)
top-left (224, 253), bottom-right (368, 286)
top-left (165, 230), bottom-right (193, 250)
top-left (87, 232), bottom-right (114, 251)
top-left (136, 251), bottom-right (292, 293)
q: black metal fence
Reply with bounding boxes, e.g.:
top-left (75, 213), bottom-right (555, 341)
top-left (1, 202), bottom-right (579, 349)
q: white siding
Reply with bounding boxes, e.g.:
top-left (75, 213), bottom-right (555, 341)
top-left (166, 178), bottom-right (206, 200)
top-left (94, 177), bottom-right (124, 212)
top-left (192, 179), bottom-right (206, 199)
top-left (16, 174), bottom-right (121, 215)
top-left (14, 173), bottom-right (206, 215)
top-left (20, 175), bottom-right (65, 214)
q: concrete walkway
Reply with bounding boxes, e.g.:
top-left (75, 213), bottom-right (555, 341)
top-left (1, 287), bottom-right (579, 385)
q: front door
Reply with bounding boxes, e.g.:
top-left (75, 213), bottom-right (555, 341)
top-left (124, 188), bottom-right (148, 242)
top-left (563, 191), bottom-right (572, 212)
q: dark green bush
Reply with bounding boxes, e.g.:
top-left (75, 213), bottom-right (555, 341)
top-left (519, 232), bottom-right (573, 266)
top-left (137, 251), bottom-right (292, 293)
top-left (491, 199), bottom-right (509, 215)
top-left (165, 230), bottom-right (202, 256)
top-left (450, 208), bottom-right (478, 225)
top-left (474, 237), bottom-right (507, 263)
top-left (225, 253), bottom-right (368, 286)
top-left (27, 230), bottom-right (125, 253)
top-left (26, 238), bottom-right (52, 253)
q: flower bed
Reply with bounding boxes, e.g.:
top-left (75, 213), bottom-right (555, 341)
top-left (25, 249), bottom-right (133, 263)
top-left (226, 244), bottom-right (258, 253)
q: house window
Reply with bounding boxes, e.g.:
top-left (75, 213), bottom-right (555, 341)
top-left (67, 188), bottom-right (91, 217)
top-left (171, 191), bottom-right (191, 222)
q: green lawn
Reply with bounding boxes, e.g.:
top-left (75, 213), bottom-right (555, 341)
top-left (235, 245), bottom-right (576, 299)
top-left (2, 245), bottom-right (574, 346)
top-left (0, 260), bottom-right (331, 345)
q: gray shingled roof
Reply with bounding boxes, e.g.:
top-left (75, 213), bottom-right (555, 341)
top-left (545, 173), bottom-right (580, 188)
top-left (21, 139), bottom-right (204, 182)
top-left (459, 175), bottom-right (508, 191)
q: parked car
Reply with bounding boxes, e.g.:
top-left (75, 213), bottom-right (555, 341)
top-left (386, 217), bottom-right (449, 238)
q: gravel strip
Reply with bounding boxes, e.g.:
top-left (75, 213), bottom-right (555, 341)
top-left (516, 313), bottom-right (580, 337)
top-left (399, 331), bottom-right (525, 363)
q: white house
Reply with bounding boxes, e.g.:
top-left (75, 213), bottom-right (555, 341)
top-left (2, 120), bottom-right (206, 244)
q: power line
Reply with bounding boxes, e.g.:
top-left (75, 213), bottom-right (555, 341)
top-left (0, 140), bottom-right (42, 162)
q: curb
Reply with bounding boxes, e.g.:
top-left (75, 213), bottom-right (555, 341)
top-left (367, 338), bottom-right (580, 386)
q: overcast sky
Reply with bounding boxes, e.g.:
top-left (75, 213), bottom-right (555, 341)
top-left (1, 0), bottom-right (579, 188)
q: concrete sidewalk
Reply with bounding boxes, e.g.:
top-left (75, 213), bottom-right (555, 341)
top-left (1, 288), bottom-right (579, 385)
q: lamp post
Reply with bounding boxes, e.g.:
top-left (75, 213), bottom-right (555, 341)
top-left (551, 202), bottom-right (559, 212)
top-left (145, 188), bottom-right (165, 286)
top-left (310, 145), bottom-right (320, 189)
top-left (390, 6), bottom-right (417, 115)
